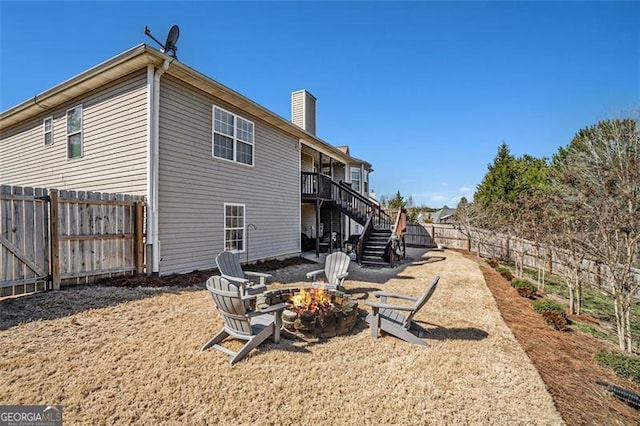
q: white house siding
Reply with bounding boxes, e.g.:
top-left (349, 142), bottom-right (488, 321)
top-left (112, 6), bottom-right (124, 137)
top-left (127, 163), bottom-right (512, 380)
top-left (157, 76), bottom-right (300, 275)
top-left (0, 71), bottom-right (148, 195)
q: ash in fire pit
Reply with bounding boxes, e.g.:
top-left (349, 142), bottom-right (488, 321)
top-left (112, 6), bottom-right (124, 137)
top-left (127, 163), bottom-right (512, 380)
top-left (259, 288), bottom-right (358, 338)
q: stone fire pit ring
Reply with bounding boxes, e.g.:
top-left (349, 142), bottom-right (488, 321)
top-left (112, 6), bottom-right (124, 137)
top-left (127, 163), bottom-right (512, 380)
top-left (258, 288), bottom-right (359, 338)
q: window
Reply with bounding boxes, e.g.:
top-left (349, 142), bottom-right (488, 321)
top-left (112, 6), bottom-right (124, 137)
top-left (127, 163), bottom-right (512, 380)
top-left (213, 106), bottom-right (254, 165)
top-left (43, 116), bottom-right (53, 146)
top-left (350, 167), bottom-right (361, 193)
top-left (224, 204), bottom-right (245, 252)
top-left (66, 105), bottom-right (83, 158)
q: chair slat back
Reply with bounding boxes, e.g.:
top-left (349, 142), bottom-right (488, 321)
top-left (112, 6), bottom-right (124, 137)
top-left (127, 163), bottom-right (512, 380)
top-left (403, 276), bottom-right (440, 329)
top-left (206, 276), bottom-right (252, 335)
top-left (325, 252), bottom-right (350, 286)
top-left (216, 251), bottom-right (245, 279)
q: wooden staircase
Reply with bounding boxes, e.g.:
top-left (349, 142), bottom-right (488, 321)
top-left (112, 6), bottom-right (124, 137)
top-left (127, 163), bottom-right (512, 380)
top-left (301, 172), bottom-right (405, 267)
top-left (360, 228), bottom-right (392, 268)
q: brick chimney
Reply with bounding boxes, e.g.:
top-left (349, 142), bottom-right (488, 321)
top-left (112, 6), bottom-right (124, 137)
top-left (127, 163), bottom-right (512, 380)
top-left (291, 89), bottom-right (316, 135)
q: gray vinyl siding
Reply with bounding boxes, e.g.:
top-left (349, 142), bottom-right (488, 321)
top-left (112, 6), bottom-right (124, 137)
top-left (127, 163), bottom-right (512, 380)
top-left (0, 71), bottom-right (148, 195)
top-left (157, 75), bottom-right (300, 275)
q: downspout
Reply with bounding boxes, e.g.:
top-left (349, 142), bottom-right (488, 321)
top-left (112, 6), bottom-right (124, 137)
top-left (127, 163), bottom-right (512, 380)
top-left (147, 58), bottom-right (171, 275)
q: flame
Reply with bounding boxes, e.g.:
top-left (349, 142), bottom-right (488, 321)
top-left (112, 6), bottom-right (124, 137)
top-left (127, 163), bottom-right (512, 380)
top-left (288, 288), bottom-right (333, 315)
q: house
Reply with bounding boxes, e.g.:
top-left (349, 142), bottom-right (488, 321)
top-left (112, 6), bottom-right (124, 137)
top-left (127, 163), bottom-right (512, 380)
top-left (431, 205), bottom-right (456, 224)
top-left (0, 44), bottom-right (389, 275)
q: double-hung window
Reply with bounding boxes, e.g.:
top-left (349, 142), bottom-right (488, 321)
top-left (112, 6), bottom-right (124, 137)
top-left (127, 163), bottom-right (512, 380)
top-left (224, 203), bottom-right (245, 252)
top-left (213, 106), bottom-right (254, 166)
top-left (43, 116), bottom-right (54, 146)
top-left (350, 167), bottom-right (362, 193)
top-left (66, 105), bottom-right (83, 159)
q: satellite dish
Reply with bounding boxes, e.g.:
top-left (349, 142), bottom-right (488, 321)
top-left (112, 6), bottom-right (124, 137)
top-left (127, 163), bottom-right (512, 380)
top-left (144, 25), bottom-right (180, 59)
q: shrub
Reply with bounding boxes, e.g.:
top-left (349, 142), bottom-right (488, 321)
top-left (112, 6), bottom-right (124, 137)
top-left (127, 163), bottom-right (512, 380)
top-left (542, 311), bottom-right (570, 331)
top-left (532, 298), bottom-right (566, 316)
top-left (594, 351), bottom-right (640, 385)
top-left (486, 258), bottom-right (499, 268)
top-left (496, 266), bottom-right (513, 281)
top-left (511, 279), bottom-right (538, 298)
top-left (516, 287), bottom-right (536, 299)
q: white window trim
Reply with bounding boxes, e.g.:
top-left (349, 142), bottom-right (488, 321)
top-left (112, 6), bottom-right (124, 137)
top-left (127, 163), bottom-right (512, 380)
top-left (224, 203), bottom-right (246, 253)
top-left (350, 166), bottom-right (362, 194)
top-left (212, 105), bottom-right (255, 167)
top-left (43, 116), bottom-right (54, 146)
top-left (66, 104), bottom-right (83, 160)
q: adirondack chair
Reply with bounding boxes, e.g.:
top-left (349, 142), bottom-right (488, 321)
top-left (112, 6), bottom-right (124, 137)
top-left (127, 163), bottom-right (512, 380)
top-left (365, 276), bottom-right (440, 346)
top-left (216, 251), bottom-right (271, 296)
top-left (306, 251), bottom-right (351, 290)
top-left (201, 275), bottom-right (284, 365)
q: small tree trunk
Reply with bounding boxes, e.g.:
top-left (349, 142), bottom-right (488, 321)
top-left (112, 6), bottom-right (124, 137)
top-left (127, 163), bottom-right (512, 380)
top-left (624, 302), bottom-right (633, 353)
top-left (613, 292), bottom-right (625, 351)
top-left (575, 280), bottom-right (582, 316)
top-left (568, 280), bottom-right (575, 315)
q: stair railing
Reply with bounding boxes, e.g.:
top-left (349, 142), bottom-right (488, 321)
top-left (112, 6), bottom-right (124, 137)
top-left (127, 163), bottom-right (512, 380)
top-left (390, 208), bottom-right (407, 261)
top-left (357, 214), bottom-right (374, 264)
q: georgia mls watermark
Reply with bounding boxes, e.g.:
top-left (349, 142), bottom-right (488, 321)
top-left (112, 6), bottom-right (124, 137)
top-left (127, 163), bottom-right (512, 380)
top-left (0, 405), bottom-right (62, 426)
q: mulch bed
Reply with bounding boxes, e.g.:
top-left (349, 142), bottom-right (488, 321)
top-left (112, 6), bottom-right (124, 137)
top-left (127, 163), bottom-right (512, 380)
top-left (464, 251), bottom-right (640, 425)
top-left (97, 257), bottom-right (317, 288)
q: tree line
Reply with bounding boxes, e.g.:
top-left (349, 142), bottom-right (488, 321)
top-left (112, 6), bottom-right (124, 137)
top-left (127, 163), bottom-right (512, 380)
top-left (455, 118), bottom-right (640, 353)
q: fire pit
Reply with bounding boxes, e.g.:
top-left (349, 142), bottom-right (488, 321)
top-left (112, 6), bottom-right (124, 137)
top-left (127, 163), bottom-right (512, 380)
top-left (259, 288), bottom-right (359, 338)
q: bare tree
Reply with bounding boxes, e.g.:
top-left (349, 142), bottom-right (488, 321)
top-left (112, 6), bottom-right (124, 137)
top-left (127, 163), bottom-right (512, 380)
top-left (555, 118), bottom-right (640, 351)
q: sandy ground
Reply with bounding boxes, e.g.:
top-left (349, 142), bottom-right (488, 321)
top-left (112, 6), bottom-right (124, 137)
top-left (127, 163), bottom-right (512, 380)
top-left (0, 249), bottom-right (564, 425)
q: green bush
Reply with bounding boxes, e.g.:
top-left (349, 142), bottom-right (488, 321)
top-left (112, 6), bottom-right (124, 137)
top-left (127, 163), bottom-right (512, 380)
top-left (532, 298), bottom-right (566, 316)
top-left (496, 266), bottom-right (513, 281)
top-left (594, 351), bottom-right (640, 385)
top-left (511, 279), bottom-right (537, 292)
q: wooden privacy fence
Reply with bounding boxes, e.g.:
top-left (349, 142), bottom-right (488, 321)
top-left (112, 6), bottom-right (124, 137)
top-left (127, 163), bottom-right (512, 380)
top-left (409, 222), bottom-right (639, 289)
top-left (1, 185), bottom-right (145, 297)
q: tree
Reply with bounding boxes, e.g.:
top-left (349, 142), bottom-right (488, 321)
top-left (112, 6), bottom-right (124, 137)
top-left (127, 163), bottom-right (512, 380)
top-left (553, 118), bottom-right (640, 352)
top-left (474, 142), bottom-right (518, 212)
top-left (387, 191), bottom-right (406, 209)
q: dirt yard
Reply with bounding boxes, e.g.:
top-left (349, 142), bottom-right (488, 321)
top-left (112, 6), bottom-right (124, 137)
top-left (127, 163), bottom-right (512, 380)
top-left (0, 249), bottom-right (635, 424)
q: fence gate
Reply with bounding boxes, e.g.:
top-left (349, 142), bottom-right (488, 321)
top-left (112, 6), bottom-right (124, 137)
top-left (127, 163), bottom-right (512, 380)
top-left (0, 185), bottom-right (50, 297)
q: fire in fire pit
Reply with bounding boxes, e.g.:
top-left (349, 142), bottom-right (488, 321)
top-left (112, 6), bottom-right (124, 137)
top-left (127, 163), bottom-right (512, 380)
top-left (260, 288), bottom-right (359, 338)
top-left (287, 288), bottom-right (333, 316)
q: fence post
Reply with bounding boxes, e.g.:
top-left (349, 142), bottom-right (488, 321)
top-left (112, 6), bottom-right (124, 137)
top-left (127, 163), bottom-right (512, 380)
top-left (49, 189), bottom-right (60, 290)
top-left (135, 201), bottom-right (145, 274)
top-left (504, 236), bottom-right (510, 263)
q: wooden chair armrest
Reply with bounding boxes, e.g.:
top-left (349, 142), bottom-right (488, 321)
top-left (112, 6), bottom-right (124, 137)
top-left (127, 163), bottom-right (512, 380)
top-left (244, 271), bottom-right (272, 279)
top-left (365, 300), bottom-right (415, 311)
top-left (306, 269), bottom-right (325, 279)
top-left (244, 271), bottom-right (272, 286)
top-left (221, 274), bottom-right (252, 285)
top-left (373, 291), bottom-right (418, 302)
top-left (337, 272), bottom-right (349, 279)
top-left (252, 302), bottom-right (285, 316)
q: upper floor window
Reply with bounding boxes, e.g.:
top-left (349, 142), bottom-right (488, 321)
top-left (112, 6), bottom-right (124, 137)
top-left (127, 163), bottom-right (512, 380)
top-left (350, 167), bottom-right (361, 193)
top-left (66, 105), bottom-right (83, 159)
top-left (43, 116), bottom-right (53, 146)
top-left (224, 203), bottom-right (245, 252)
top-left (213, 106), bottom-right (254, 166)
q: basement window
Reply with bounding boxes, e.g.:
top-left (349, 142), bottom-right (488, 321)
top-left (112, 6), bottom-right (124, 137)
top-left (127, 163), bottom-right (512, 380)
top-left (212, 106), bottom-right (254, 166)
top-left (43, 116), bottom-right (53, 146)
top-left (224, 203), bottom-right (245, 252)
top-left (66, 105), bottom-right (83, 159)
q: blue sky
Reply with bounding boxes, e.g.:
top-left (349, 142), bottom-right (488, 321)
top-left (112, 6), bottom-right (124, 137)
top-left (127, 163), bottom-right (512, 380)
top-left (1, 1), bottom-right (638, 208)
